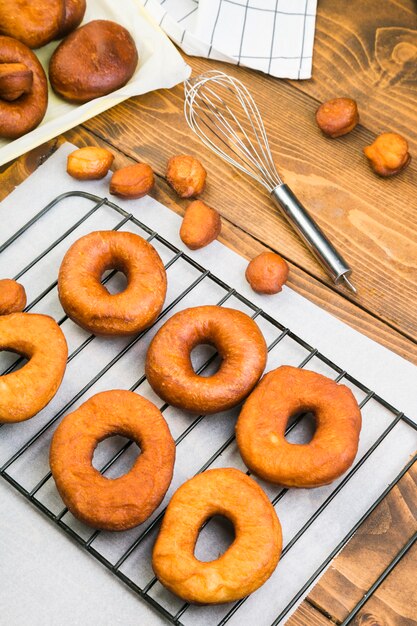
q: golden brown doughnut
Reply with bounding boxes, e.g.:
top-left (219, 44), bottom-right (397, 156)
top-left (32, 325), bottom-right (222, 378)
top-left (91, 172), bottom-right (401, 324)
top-left (0, 279), bottom-right (27, 314)
top-left (0, 36), bottom-right (48, 139)
top-left (166, 155), bottom-right (207, 198)
top-left (0, 0), bottom-right (65, 48)
top-left (50, 390), bottom-right (176, 531)
top-left (245, 251), bottom-right (289, 294)
top-left (152, 468), bottom-right (282, 603)
top-left (0, 313), bottom-right (68, 423)
top-left (58, 231), bottom-right (167, 336)
top-left (236, 366), bottom-right (362, 488)
top-left (49, 20), bottom-right (138, 103)
top-left (146, 306), bottom-right (267, 414)
top-left (180, 200), bottom-right (221, 250)
top-left (57, 0), bottom-right (86, 38)
top-left (0, 62), bottom-right (33, 101)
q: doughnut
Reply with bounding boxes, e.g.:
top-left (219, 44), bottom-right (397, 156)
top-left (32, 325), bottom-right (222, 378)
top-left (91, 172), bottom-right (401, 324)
top-left (152, 467), bottom-right (282, 604)
top-left (0, 0), bottom-right (65, 48)
top-left (145, 306), bottom-right (267, 414)
top-left (236, 366), bottom-right (362, 488)
top-left (0, 0), bottom-right (86, 47)
top-left (0, 313), bottom-right (68, 423)
top-left (49, 20), bottom-right (138, 103)
top-left (58, 231), bottom-right (167, 336)
top-left (57, 0), bottom-right (86, 38)
top-left (180, 200), bottom-right (221, 250)
top-left (0, 36), bottom-right (48, 139)
top-left (245, 251), bottom-right (289, 294)
top-left (50, 390), bottom-right (176, 531)
top-left (0, 279), bottom-right (26, 314)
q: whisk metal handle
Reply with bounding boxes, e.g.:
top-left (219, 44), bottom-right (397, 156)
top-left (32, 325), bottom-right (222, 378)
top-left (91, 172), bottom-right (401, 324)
top-left (271, 184), bottom-right (355, 290)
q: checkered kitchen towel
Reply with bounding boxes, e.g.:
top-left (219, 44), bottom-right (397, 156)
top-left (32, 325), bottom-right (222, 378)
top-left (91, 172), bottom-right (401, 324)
top-left (140, 0), bottom-right (318, 79)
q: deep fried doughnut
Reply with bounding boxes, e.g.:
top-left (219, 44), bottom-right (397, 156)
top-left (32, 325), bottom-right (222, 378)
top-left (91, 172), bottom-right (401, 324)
top-left (58, 0), bottom-right (86, 38)
top-left (0, 0), bottom-right (65, 48)
top-left (58, 231), bottom-right (167, 336)
top-left (0, 279), bottom-right (26, 315)
top-left (49, 20), bottom-right (138, 103)
top-left (0, 313), bottom-right (67, 423)
top-left (146, 306), bottom-right (267, 414)
top-left (0, 36), bottom-right (48, 139)
top-left (153, 468), bottom-right (282, 603)
top-left (50, 390), bottom-right (176, 531)
top-left (236, 366), bottom-right (362, 488)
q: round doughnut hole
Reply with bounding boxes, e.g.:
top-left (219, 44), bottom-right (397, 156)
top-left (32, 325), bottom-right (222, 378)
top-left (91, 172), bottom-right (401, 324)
top-left (285, 411), bottom-right (316, 445)
top-left (190, 343), bottom-right (222, 377)
top-left (194, 515), bottom-right (236, 562)
top-left (0, 349), bottom-right (28, 373)
top-left (92, 435), bottom-right (141, 478)
top-left (101, 269), bottom-right (128, 295)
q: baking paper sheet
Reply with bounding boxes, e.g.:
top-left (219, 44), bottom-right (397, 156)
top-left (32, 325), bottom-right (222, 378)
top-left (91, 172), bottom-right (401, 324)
top-left (1, 144), bottom-right (417, 626)
top-left (0, 0), bottom-right (190, 167)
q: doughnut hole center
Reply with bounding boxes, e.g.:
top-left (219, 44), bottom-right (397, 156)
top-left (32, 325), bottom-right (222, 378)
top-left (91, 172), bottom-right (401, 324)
top-left (0, 349), bottom-right (28, 373)
top-left (92, 435), bottom-right (141, 478)
top-left (190, 343), bottom-right (222, 377)
top-left (285, 411), bottom-right (316, 444)
top-left (101, 269), bottom-right (128, 294)
top-left (194, 515), bottom-right (236, 562)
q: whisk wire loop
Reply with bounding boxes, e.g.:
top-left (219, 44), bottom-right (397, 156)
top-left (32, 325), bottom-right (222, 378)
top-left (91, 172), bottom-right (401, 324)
top-left (184, 71), bottom-right (283, 191)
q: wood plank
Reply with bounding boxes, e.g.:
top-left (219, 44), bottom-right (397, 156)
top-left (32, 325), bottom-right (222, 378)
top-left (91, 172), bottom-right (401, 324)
top-left (64, 125), bottom-right (417, 364)
top-left (347, 542), bottom-right (417, 626)
top-left (0, 138), bottom-right (63, 201)
top-left (308, 461), bottom-right (417, 623)
top-left (285, 602), bottom-right (333, 626)
top-left (81, 55), bottom-right (417, 344)
top-left (291, 0), bottom-right (417, 152)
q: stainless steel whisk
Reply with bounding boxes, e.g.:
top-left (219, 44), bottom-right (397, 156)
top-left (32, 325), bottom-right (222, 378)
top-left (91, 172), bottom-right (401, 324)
top-left (184, 71), bottom-right (356, 293)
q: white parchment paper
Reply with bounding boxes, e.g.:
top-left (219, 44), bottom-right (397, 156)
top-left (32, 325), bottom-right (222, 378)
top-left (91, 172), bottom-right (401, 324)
top-left (0, 0), bottom-right (190, 167)
top-left (1, 144), bottom-right (416, 626)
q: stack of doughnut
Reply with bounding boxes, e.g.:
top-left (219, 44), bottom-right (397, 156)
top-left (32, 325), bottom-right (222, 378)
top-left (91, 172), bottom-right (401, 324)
top-left (1, 224), bottom-right (362, 606)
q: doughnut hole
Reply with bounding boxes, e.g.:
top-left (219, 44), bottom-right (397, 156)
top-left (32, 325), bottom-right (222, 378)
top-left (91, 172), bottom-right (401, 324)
top-left (0, 348), bottom-right (29, 373)
top-left (101, 268), bottom-right (128, 295)
top-left (284, 411), bottom-right (316, 444)
top-left (92, 434), bottom-right (141, 478)
top-left (190, 342), bottom-right (221, 377)
top-left (194, 515), bottom-right (236, 562)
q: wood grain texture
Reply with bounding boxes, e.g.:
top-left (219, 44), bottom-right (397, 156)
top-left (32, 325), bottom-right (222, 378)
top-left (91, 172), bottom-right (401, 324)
top-left (350, 543), bottom-right (417, 626)
top-left (308, 462), bottom-right (417, 624)
top-left (0, 138), bottom-right (63, 201)
top-left (292, 0), bottom-right (417, 151)
top-left (81, 55), bottom-right (417, 345)
top-left (285, 602), bottom-right (333, 626)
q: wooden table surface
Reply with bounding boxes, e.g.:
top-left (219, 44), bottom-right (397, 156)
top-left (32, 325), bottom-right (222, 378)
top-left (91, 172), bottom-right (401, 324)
top-left (1, 0), bottom-right (416, 624)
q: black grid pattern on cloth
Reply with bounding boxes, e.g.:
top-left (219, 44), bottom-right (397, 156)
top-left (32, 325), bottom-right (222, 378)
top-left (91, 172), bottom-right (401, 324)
top-left (139, 0), bottom-right (317, 77)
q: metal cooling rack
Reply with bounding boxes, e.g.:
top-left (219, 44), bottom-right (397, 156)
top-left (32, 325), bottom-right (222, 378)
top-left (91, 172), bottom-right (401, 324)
top-left (1, 190), bottom-right (416, 626)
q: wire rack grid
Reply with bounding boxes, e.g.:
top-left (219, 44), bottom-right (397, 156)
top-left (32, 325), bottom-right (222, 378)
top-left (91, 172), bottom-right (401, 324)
top-left (0, 190), bottom-right (416, 626)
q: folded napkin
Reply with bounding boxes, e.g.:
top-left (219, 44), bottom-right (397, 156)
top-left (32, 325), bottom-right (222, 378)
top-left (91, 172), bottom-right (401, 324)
top-left (140, 0), bottom-right (317, 79)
